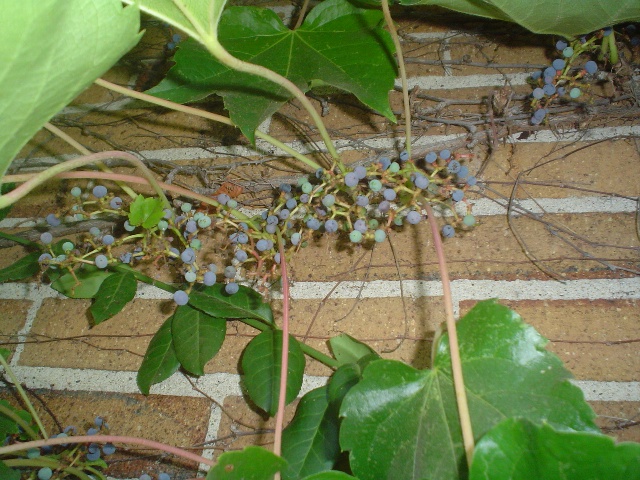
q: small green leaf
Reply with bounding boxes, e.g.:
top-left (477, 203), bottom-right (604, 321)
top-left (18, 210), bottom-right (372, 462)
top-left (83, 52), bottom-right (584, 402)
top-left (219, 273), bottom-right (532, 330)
top-left (171, 304), bottom-right (226, 376)
top-left (329, 333), bottom-right (379, 366)
top-left (137, 316), bottom-right (180, 395)
top-left (89, 272), bottom-right (137, 325)
top-left (128, 195), bottom-right (165, 228)
top-left (0, 349), bottom-right (10, 361)
top-left (470, 418), bottom-right (640, 480)
top-left (0, 183), bottom-right (16, 222)
top-left (188, 283), bottom-right (273, 324)
top-left (206, 446), bottom-right (287, 480)
top-left (327, 363), bottom-right (362, 405)
top-left (0, 400), bottom-right (32, 440)
top-left (0, 0), bottom-right (141, 178)
top-left (282, 386), bottom-right (342, 480)
top-left (50, 265), bottom-right (113, 299)
top-left (150, 0), bottom-right (396, 143)
top-left (0, 251), bottom-right (41, 282)
top-left (0, 461), bottom-right (20, 480)
top-left (241, 330), bottom-right (305, 416)
top-left (339, 300), bottom-right (599, 480)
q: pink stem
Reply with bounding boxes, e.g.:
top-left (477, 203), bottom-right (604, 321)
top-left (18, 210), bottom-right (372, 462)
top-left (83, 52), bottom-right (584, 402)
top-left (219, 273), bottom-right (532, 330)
top-left (273, 238), bottom-right (290, 459)
top-left (0, 434), bottom-right (214, 466)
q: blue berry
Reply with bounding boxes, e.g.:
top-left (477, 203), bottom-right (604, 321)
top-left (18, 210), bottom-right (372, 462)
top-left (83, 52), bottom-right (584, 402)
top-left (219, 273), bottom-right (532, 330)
top-left (425, 152), bottom-right (437, 164)
top-left (533, 109), bottom-right (547, 121)
top-left (439, 149), bottom-right (451, 160)
top-left (399, 150), bottom-right (409, 162)
top-left (543, 84), bottom-right (556, 96)
top-left (378, 200), bottom-right (391, 212)
top-left (451, 190), bottom-right (464, 202)
top-left (279, 209), bottom-right (290, 219)
top-left (356, 195), bottom-right (369, 207)
top-left (139, 475), bottom-right (152, 480)
top-left (225, 283), bottom-right (239, 295)
top-left (279, 183), bottom-right (292, 193)
top-left (406, 211), bottom-right (421, 224)
top-left (120, 252), bottom-right (132, 264)
top-left (602, 26), bottom-right (613, 36)
top-left (457, 165), bottom-right (469, 179)
top-left (217, 194), bottom-right (230, 205)
top-left (354, 219), bottom-right (367, 233)
top-left (256, 239), bottom-right (269, 251)
top-left (274, 253), bottom-right (281, 264)
top-left (181, 248), bottom-right (196, 264)
top-left (344, 172), bottom-right (359, 187)
top-left (378, 157), bottom-right (391, 170)
top-left (299, 194), bottom-right (310, 203)
top-left (584, 60), bottom-right (598, 74)
top-left (158, 473), bottom-right (171, 480)
top-left (552, 59), bottom-right (566, 70)
top-left (447, 160), bottom-right (461, 174)
top-left (224, 266), bottom-right (236, 278)
top-left (383, 189), bottom-right (396, 201)
top-left (325, 219), bottom-right (339, 233)
top-left (95, 255), bottom-right (108, 269)
top-left (286, 198), bottom-right (297, 210)
top-left (556, 39), bottom-right (568, 50)
top-left (46, 213), bottom-right (61, 227)
top-left (203, 271), bottom-right (216, 286)
top-left (306, 218), bottom-right (321, 230)
top-left (173, 290), bottom-right (189, 305)
top-left (267, 215), bottom-right (278, 225)
top-left (543, 66), bottom-right (557, 78)
top-left (466, 176), bottom-right (477, 186)
top-left (185, 220), bottom-right (197, 233)
top-left (110, 197), bottom-right (123, 209)
top-left (442, 225), bottom-right (455, 238)
top-left (414, 174), bottom-right (428, 189)
top-left (103, 443), bottom-right (116, 455)
top-left (92, 185), bottom-right (108, 198)
top-left (102, 234), bottom-right (115, 246)
top-left (532, 88), bottom-right (544, 99)
top-left (354, 166), bottom-right (367, 179)
top-left (38, 253), bottom-right (52, 263)
top-left (266, 224), bottom-right (277, 234)
top-left (40, 232), bottom-right (53, 244)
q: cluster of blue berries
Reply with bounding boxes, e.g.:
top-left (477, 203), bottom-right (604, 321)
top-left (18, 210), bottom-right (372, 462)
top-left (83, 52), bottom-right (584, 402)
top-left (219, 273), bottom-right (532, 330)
top-left (35, 149), bottom-right (477, 306)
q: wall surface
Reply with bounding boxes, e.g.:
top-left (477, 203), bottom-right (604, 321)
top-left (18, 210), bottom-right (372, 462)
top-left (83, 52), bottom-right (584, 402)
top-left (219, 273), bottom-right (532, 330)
top-left (1, 4), bottom-right (639, 479)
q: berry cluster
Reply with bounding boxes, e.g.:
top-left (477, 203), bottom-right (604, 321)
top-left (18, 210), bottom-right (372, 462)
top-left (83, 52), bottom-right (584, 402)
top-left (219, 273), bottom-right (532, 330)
top-left (36, 150), bottom-right (477, 305)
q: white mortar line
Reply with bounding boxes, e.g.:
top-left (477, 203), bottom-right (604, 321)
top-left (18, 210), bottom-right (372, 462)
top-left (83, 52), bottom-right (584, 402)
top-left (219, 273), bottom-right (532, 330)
top-left (1, 194), bottom-right (637, 230)
top-left (397, 72), bottom-right (532, 90)
top-left (199, 404), bottom-right (221, 474)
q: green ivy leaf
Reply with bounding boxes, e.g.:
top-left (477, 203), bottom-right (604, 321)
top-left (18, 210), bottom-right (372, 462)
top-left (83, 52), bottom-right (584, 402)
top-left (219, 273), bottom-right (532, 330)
top-left (241, 330), bottom-right (305, 417)
top-left (282, 387), bottom-right (340, 480)
top-left (89, 272), bottom-right (137, 325)
top-left (0, 251), bottom-right (41, 282)
top-left (470, 418), bottom-right (640, 479)
top-left (0, 461), bottom-right (20, 480)
top-left (205, 446), bottom-right (287, 480)
top-left (188, 283), bottom-right (273, 324)
top-left (171, 304), bottom-right (226, 376)
top-left (329, 333), bottom-right (379, 367)
top-left (50, 265), bottom-right (113, 299)
top-left (301, 473), bottom-right (358, 480)
top-left (128, 195), bottom-right (165, 229)
top-left (137, 316), bottom-right (180, 395)
top-left (149, 0), bottom-right (396, 143)
top-left (399, 0), bottom-right (640, 37)
top-left (339, 300), bottom-right (599, 480)
top-left (0, 1), bottom-right (141, 178)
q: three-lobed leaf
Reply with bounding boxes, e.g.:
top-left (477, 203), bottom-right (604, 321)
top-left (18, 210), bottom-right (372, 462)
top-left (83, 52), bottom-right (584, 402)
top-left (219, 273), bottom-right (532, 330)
top-left (241, 329), bottom-right (305, 416)
top-left (148, 0), bottom-right (397, 143)
top-left (339, 299), bottom-right (599, 480)
top-left (128, 195), bottom-right (165, 229)
top-left (470, 418), bottom-right (640, 479)
top-left (0, 251), bottom-right (41, 283)
top-left (399, 0), bottom-right (640, 37)
top-left (188, 283), bottom-right (273, 324)
top-left (171, 304), bottom-right (226, 376)
top-left (89, 272), bottom-right (137, 325)
top-left (0, 1), bottom-right (141, 178)
top-left (137, 316), bottom-right (180, 395)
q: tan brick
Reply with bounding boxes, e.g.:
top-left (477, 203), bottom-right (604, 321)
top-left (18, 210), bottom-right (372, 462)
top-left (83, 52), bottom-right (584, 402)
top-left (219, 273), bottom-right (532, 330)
top-left (0, 300), bottom-right (32, 360)
top-left (19, 298), bottom-right (168, 371)
top-left (460, 299), bottom-right (640, 381)
top-left (0, 390), bottom-right (210, 478)
top-left (591, 401), bottom-right (640, 443)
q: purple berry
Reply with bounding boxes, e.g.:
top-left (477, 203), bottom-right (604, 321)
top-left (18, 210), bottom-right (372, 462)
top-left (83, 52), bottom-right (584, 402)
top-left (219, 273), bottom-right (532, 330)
top-left (173, 290), bottom-right (189, 305)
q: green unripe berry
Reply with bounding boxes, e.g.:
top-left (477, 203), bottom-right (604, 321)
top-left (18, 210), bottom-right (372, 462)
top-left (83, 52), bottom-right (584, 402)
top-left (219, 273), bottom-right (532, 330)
top-left (157, 220), bottom-right (169, 231)
top-left (185, 271), bottom-right (197, 282)
top-left (62, 241), bottom-right (74, 252)
top-left (227, 199), bottom-right (238, 209)
top-left (349, 230), bottom-right (363, 243)
top-left (190, 238), bottom-right (202, 250)
top-left (463, 214), bottom-right (476, 226)
top-left (369, 179), bottom-right (382, 192)
top-left (389, 162), bottom-right (400, 173)
top-left (181, 203), bottom-right (192, 213)
top-left (374, 229), bottom-right (386, 242)
top-left (301, 182), bottom-right (313, 194)
top-left (197, 216), bottom-right (212, 228)
top-left (70, 186), bottom-right (82, 197)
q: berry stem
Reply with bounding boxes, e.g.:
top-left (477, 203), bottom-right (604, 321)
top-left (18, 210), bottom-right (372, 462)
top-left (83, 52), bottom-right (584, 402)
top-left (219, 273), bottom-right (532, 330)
top-left (424, 203), bottom-right (474, 467)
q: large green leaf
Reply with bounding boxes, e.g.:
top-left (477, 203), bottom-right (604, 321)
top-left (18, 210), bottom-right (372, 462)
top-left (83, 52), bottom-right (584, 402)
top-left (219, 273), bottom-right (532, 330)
top-left (241, 330), bottom-right (305, 417)
top-left (470, 418), bottom-right (640, 480)
top-left (0, 1), bottom-right (141, 178)
top-left (137, 316), bottom-right (180, 395)
top-left (89, 271), bottom-right (137, 325)
top-left (0, 251), bottom-right (41, 282)
top-left (50, 265), bottom-right (113, 299)
top-left (399, 0), bottom-right (640, 37)
top-left (205, 446), bottom-right (287, 480)
top-left (339, 300), bottom-right (598, 480)
top-left (0, 462), bottom-right (20, 480)
top-left (148, 0), bottom-right (396, 143)
top-left (281, 386), bottom-right (341, 480)
top-left (188, 283), bottom-right (273, 324)
top-left (301, 473), bottom-right (358, 480)
top-left (171, 304), bottom-right (226, 376)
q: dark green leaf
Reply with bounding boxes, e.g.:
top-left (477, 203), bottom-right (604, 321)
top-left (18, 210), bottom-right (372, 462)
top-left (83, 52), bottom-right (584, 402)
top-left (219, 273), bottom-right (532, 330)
top-left (189, 283), bottom-right (273, 324)
top-left (0, 349), bottom-right (9, 361)
top-left (0, 0), bottom-right (141, 178)
top-left (137, 316), bottom-right (180, 395)
top-left (327, 363), bottom-right (362, 405)
top-left (0, 400), bottom-right (21, 439)
top-left (399, 0), bottom-right (640, 37)
top-left (0, 251), bottom-right (41, 282)
top-left (50, 265), bottom-right (113, 299)
top-left (0, 183), bottom-right (16, 222)
top-left (340, 300), bottom-right (598, 480)
top-left (172, 304), bottom-right (226, 376)
top-left (470, 418), bottom-right (640, 480)
top-left (282, 386), bottom-right (341, 480)
top-left (301, 473), bottom-right (358, 480)
top-left (89, 272), bottom-right (137, 325)
top-left (205, 446), bottom-right (287, 480)
top-left (149, 0), bottom-right (396, 143)
top-left (128, 195), bottom-right (165, 228)
top-left (329, 334), bottom-right (379, 366)
top-left (0, 461), bottom-right (20, 480)
top-left (241, 330), bottom-right (305, 416)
